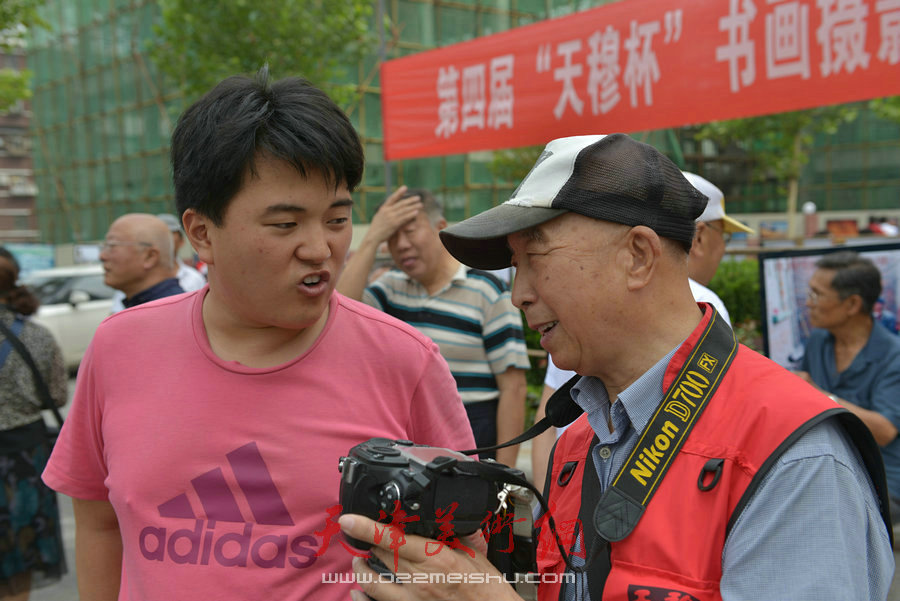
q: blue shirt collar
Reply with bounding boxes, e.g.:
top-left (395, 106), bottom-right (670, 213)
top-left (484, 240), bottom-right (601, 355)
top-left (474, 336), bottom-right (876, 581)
top-left (571, 344), bottom-right (680, 442)
top-left (123, 278), bottom-right (184, 308)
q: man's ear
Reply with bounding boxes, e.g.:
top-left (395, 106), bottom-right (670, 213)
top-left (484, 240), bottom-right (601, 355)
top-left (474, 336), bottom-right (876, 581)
top-left (142, 246), bottom-right (161, 270)
top-left (844, 294), bottom-right (865, 317)
top-left (183, 209), bottom-right (214, 264)
top-left (690, 222), bottom-right (707, 259)
top-left (622, 225), bottom-right (661, 291)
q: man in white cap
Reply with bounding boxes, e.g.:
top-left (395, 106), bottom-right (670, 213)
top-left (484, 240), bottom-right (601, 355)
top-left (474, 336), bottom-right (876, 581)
top-left (683, 172), bottom-right (754, 325)
top-left (340, 133), bottom-right (893, 601)
top-left (155, 212), bottom-right (207, 291)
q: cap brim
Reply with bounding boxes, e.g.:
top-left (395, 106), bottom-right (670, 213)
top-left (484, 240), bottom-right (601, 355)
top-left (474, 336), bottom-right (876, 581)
top-left (440, 204), bottom-right (567, 270)
top-left (723, 215), bottom-right (755, 235)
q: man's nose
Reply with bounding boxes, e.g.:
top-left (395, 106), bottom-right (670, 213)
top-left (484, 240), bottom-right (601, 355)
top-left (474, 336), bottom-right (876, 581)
top-left (296, 226), bottom-right (332, 263)
top-left (510, 271), bottom-right (534, 309)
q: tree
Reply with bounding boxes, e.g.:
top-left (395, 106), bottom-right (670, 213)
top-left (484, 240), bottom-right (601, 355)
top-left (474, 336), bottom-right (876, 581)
top-left (0, 0), bottom-right (46, 111)
top-left (150, 0), bottom-right (375, 108)
top-left (694, 104), bottom-right (860, 238)
top-left (870, 95), bottom-right (900, 123)
top-left (489, 144), bottom-right (543, 185)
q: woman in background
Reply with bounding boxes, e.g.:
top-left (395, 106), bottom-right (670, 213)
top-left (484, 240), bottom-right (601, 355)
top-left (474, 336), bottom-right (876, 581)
top-left (0, 247), bottom-right (67, 601)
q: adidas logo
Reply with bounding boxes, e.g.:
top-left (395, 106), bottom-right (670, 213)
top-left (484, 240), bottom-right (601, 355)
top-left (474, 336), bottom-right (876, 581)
top-left (139, 442), bottom-right (320, 569)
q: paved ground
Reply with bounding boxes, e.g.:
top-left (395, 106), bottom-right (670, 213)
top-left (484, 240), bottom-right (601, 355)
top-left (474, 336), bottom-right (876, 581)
top-left (27, 378), bottom-right (900, 599)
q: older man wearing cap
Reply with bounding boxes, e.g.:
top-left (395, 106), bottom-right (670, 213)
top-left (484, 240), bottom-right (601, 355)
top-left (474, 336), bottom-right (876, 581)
top-left (531, 173), bottom-right (753, 487)
top-left (109, 213), bottom-right (206, 313)
top-left (340, 134), bottom-right (893, 601)
top-left (683, 172), bottom-right (754, 325)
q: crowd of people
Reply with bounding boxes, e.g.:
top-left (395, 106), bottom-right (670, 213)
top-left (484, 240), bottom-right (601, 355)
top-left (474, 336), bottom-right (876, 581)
top-left (1, 68), bottom-right (899, 601)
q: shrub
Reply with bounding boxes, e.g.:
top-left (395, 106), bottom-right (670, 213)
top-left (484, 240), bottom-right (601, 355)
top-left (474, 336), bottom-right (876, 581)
top-left (709, 258), bottom-right (763, 351)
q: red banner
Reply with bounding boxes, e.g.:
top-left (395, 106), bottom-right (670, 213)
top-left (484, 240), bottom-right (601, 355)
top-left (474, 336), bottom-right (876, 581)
top-left (381, 0), bottom-right (900, 161)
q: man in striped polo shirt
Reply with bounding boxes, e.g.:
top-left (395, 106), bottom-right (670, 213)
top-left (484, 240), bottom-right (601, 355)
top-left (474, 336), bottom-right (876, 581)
top-left (338, 186), bottom-right (530, 467)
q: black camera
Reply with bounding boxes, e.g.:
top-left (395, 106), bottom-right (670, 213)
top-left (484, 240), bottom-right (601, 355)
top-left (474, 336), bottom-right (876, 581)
top-left (338, 437), bottom-right (521, 549)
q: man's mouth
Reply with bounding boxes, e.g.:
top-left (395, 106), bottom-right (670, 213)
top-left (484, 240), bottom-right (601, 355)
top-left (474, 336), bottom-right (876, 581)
top-left (299, 272), bottom-right (330, 290)
top-left (538, 321), bottom-right (558, 335)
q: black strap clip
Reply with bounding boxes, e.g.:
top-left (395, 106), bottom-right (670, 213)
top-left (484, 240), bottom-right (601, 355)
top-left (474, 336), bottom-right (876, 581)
top-left (558, 461), bottom-right (578, 487)
top-left (697, 458), bottom-right (725, 492)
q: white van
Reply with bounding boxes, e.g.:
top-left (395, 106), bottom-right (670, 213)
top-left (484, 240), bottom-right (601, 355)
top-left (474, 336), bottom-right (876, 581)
top-left (22, 264), bottom-right (114, 371)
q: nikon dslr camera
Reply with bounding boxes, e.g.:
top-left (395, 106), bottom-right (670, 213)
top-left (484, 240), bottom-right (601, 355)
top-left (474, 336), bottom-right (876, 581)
top-left (338, 437), bottom-right (520, 549)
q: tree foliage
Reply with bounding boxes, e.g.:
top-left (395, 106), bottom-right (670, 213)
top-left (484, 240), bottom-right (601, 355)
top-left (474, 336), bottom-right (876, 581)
top-left (150, 0), bottom-right (375, 108)
top-left (870, 95), bottom-right (900, 123)
top-left (694, 104), bottom-right (859, 185)
top-left (489, 144), bottom-right (543, 185)
top-left (0, 0), bottom-right (47, 111)
top-left (694, 104), bottom-right (860, 237)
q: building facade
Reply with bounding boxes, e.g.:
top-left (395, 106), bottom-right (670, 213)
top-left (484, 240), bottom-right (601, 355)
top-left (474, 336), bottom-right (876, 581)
top-left (0, 51), bottom-right (39, 243)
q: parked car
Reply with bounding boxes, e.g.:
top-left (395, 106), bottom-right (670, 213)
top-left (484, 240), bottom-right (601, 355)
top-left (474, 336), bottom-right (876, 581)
top-left (22, 264), bottom-right (114, 371)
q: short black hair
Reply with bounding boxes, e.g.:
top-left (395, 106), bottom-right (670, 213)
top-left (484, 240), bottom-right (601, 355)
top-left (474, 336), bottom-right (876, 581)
top-left (816, 251), bottom-right (882, 313)
top-left (171, 65), bottom-right (364, 225)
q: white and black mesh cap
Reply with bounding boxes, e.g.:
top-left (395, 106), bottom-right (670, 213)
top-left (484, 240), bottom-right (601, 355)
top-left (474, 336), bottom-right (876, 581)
top-left (440, 133), bottom-right (709, 269)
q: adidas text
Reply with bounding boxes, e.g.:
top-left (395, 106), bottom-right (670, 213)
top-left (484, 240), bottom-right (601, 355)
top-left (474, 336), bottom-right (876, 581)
top-left (139, 520), bottom-right (319, 569)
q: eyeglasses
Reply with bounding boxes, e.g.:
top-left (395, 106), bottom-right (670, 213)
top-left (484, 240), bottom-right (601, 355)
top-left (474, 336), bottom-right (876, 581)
top-left (706, 223), bottom-right (732, 244)
top-left (100, 241), bottom-right (152, 252)
top-left (806, 288), bottom-right (840, 305)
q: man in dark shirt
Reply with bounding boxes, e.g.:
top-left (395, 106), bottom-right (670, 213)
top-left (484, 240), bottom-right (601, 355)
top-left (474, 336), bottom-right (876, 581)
top-left (100, 213), bottom-right (184, 308)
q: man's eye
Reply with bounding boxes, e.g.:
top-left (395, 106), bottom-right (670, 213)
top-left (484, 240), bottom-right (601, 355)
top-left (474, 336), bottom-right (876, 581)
top-left (271, 222), bottom-right (296, 229)
top-left (329, 217), bottom-right (349, 225)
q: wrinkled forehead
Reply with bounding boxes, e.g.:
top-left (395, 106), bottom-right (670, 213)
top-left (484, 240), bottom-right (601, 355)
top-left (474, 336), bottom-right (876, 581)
top-left (515, 213), bottom-right (626, 242)
top-left (507, 214), bottom-right (628, 258)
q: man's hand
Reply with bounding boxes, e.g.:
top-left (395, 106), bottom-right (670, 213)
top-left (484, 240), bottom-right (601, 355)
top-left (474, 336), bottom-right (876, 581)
top-left (367, 185), bottom-right (423, 245)
top-left (339, 513), bottom-right (523, 601)
top-left (337, 186), bottom-right (423, 300)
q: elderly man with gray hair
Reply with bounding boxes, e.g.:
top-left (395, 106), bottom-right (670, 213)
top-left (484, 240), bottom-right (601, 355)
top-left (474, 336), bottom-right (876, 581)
top-left (99, 213), bottom-right (185, 308)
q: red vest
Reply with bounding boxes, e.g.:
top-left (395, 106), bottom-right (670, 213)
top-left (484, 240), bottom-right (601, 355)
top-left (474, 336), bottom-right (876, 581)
top-left (535, 313), bottom-right (859, 601)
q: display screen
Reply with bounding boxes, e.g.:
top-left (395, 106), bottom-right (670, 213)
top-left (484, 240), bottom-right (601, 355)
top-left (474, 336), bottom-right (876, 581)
top-left (758, 241), bottom-right (900, 369)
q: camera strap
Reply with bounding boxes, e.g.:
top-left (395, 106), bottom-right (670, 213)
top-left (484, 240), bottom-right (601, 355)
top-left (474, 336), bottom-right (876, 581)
top-left (458, 374), bottom-right (583, 457)
top-left (594, 310), bottom-right (737, 541)
top-left (457, 309), bottom-right (737, 569)
top-left (451, 459), bottom-right (581, 573)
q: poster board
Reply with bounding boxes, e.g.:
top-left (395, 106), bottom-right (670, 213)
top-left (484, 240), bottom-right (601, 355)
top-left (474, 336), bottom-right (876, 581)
top-left (759, 241), bottom-right (900, 369)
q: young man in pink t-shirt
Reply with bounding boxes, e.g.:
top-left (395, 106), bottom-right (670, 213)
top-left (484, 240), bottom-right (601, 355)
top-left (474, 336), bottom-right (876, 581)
top-left (42, 67), bottom-right (475, 601)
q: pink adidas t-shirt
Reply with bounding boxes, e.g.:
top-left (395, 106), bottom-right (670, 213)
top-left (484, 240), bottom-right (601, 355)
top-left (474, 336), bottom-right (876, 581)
top-left (44, 289), bottom-right (475, 601)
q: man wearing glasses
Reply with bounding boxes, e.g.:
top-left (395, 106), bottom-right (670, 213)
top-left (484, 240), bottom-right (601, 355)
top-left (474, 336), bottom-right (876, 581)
top-left (99, 213), bottom-right (185, 308)
top-left (683, 172), bottom-right (754, 324)
top-left (797, 250), bottom-right (900, 522)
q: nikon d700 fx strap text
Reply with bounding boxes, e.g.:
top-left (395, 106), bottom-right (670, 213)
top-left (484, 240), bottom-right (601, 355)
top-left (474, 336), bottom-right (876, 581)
top-left (593, 310), bottom-right (738, 542)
